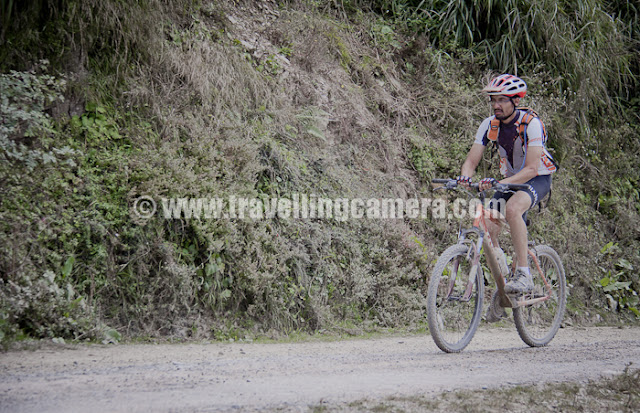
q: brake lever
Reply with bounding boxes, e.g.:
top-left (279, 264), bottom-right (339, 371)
top-left (493, 183), bottom-right (508, 192)
top-left (433, 180), bottom-right (458, 191)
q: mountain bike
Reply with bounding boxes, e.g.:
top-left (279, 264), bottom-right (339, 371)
top-left (427, 178), bottom-right (566, 353)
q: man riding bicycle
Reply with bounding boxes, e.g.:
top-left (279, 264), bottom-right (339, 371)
top-left (457, 74), bottom-right (557, 299)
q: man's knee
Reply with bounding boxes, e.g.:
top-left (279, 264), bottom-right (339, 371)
top-left (505, 197), bottom-right (530, 223)
top-left (486, 219), bottom-right (501, 234)
top-left (505, 206), bottom-right (521, 219)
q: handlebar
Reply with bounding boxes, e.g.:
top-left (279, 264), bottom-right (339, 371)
top-left (432, 178), bottom-right (530, 193)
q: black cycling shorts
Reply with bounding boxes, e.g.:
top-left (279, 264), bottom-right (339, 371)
top-left (488, 175), bottom-right (552, 215)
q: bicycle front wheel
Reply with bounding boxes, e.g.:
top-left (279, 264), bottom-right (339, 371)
top-left (427, 243), bottom-right (484, 353)
top-left (513, 245), bottom-right (567, 347)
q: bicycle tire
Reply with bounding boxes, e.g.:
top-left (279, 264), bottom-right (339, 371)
top-left (513, 245), bottom-right (566, 347)
top-left (427, 243), bottom-right (484, 353)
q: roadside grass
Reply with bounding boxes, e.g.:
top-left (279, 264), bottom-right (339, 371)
top-left (312, 366), bottom-right (639, 412)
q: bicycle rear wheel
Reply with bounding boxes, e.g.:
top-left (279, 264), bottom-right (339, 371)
top-left (513, 245), bottom-right (566, 347)
top-left (427, 243), bottom-right (484, 353)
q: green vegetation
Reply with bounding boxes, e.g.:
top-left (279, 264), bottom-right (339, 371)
top-left (356, 0), bottom-right (640, 117)
top-left (1, 0), bottom-right (639, 345)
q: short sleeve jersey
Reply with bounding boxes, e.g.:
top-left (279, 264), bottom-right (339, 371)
top-left (474, 110), bottom-right (557, 177)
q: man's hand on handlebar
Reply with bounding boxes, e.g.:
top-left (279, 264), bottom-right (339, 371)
top-left (479, 177), bottom-right (498, 191)
top-left (456, 175), bottom-right (472, 189)
top-left (433, 178), bottom-right (530, 194)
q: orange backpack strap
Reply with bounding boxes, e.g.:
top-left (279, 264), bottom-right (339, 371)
top-left (488, 118), bottom-right (500, 142)
top-left (487, 118), bottom-right (501, 162)
top-left (517, 107), bottom-right (544, 145)
top-left (517, 107), bottom-right (559, 170)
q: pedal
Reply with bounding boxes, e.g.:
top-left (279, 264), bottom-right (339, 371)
top-left (511, 292), bottom-right (546, 307)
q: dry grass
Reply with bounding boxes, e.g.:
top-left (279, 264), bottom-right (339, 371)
top-left (317, 367), bottom-right (640, 412)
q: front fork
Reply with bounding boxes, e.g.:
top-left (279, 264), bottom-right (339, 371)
top-left (456, 226), bottom-right (513, 307)
top-left (448, 229), bottom-right (484, 302)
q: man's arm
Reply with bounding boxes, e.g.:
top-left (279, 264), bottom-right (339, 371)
top-left (500, 146), bottom-right (542, 185)
top-left (461, 143), bottom-right (485, 178)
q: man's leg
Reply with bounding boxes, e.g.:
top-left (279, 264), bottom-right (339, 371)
top-left (505, 191), bottom-right (531, 267)
top-left (486, 192), bottom-right (511, 249)
top-left (486, 219), bottom-right (502, 248)
top-left (504, 191), bottom-right (534, 293)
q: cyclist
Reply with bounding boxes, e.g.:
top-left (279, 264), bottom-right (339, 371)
top-left (457, 74), bottom-right (557, 302)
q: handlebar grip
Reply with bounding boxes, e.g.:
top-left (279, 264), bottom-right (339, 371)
top-left (503, 183), bottom-right (531, 190)
top-left (432, 179), bottom-right (453, 184)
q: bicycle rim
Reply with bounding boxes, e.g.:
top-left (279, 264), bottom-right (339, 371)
top-left (513, 245), bottom-right (566, 347)
top-left (427, 243), bottom-right (484, 353)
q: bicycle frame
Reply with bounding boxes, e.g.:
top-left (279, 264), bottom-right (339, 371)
top-left (453, 193), bottom-right (555, 309)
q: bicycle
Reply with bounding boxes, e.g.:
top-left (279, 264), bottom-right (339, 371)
top-left (427, 178), bottom-right (567, 353)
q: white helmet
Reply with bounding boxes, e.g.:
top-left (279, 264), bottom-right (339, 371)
top-left (483, 74), bottom-right (527, 98)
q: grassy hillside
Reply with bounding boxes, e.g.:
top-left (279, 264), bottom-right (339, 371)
top-left (1, 0), bottom-right (639, 344)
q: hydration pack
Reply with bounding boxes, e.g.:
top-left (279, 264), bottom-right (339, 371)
top-left (487, 107), bottom-right (559, 171)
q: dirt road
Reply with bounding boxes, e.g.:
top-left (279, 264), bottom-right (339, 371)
top-left (1, 326), bottom-right (639, 412)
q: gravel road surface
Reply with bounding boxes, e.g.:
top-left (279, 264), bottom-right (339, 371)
top-left (1, 326), bottom-right (639, 412)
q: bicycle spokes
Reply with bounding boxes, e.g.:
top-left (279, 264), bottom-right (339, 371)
top-left (513, 246), bottom-right (566, 347)
top-left (443, 259), bottom-right (478, 303)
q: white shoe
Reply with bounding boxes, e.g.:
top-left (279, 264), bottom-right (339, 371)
top-left (505, 269), bottom-right (534, 294)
